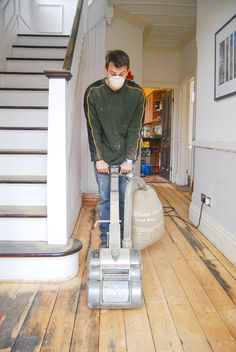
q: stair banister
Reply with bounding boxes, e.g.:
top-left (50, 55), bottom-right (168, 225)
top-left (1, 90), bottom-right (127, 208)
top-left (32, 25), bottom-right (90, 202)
top-left (44, 0), bottom-right (85, 245)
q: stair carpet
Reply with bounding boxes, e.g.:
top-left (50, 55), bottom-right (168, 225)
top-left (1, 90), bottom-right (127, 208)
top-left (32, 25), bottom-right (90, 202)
top-left (0, 34), bottom-right (82, 280)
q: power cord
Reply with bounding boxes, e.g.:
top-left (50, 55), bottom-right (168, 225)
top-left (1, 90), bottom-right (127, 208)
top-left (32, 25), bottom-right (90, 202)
top-left (163, 201), bottom-right (204, 229)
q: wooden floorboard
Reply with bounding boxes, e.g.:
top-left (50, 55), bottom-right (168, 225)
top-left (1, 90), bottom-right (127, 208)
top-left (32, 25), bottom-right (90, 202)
top-left (0, 184), bottom-right (236, 352)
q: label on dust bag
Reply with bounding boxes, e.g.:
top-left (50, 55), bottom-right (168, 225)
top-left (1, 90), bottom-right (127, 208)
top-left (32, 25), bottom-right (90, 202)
top-left (102, 281), bottom-right (129, 303)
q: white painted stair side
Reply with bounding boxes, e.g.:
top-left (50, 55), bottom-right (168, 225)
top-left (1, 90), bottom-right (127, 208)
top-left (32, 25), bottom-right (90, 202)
top-left (0, 183), bottom-right (46, 206)
top-left (0, 73), bottom-right (48, 89)
top-left (0, 109), bottom-right (48, 127)
top-left (12, 47), bottom-right (67, 59)
top-left (7, 59), bottom-right (63, 72)
top-left (16, 35), bottom-right (69, 46)
top-left (0, 130), bottom-right (47, 150)
top-left (0, 254), bottom-right (78, 281)
top-left (0, 33), bottom-right (84, 281)
top-left (0, 154), bottom-right (47, 175)
top-left (0, 217), bottom-right (47, 241)
top-left (0, 90), bottom-right (48, 106)
top-left (0, 239), bottom-right (81, 282)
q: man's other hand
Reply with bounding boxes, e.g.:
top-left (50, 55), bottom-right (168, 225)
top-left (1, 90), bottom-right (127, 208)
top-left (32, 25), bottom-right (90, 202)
top-left (120, 161), bottom-right (133, 174)
top-left (96, 160), bottom-right (109, 173)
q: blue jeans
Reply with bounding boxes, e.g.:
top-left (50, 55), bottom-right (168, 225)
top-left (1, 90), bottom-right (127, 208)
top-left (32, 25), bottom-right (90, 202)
top-left (95, 165), bottom-right (128, 243)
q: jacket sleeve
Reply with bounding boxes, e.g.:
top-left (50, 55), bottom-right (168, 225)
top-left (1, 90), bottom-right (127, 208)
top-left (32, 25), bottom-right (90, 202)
top-left (125, 91), bottom-right (146, 160)
top-left (84, 87), bottom-right (104, 162)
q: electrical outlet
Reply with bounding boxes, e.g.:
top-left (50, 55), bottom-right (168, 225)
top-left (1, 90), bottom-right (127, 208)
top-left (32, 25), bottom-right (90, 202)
top-left (205, 196), bottom-right (211, 207)
top-left (201, 193), bottom-right (212, 206)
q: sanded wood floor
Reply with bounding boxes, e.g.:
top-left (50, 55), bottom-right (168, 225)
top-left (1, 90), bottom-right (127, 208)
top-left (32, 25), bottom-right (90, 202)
top-left (1, 183), bottom-right (236, 352)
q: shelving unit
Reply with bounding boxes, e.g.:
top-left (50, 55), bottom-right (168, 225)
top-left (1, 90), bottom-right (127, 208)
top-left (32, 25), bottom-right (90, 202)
top-left (141, 89), bottom-right (168, 175)
top-left (141, 137), bottom-right (161, 175)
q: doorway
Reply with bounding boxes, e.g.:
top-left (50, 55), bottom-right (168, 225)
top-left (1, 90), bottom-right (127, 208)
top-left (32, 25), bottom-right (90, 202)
top-left (141, 88), bottom-right (173, 181)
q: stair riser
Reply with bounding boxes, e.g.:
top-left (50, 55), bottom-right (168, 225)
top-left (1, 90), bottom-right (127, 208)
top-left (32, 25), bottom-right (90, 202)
top-left (0, 130), bottom-right (47, 150)
top-left (0, 218), bottom-right (47, 241)
top-left (0, 254), bottom-right (78, 281)
top-left (16, 36), bottom-right (69, 46)
top-left (0, 109), bottom-right (48, 127)
top-left (0, 74), bottom-right (48, 89)
top-left (7, 60), bottom-right (63, 72)
top-left (12, 47), bottom-right (66, 59)
top-left (0, 90), bottom-right (48, 106)
top-left (0, 155), bottom-right (47, 175)
top-left (0, 184), bottom-right (46, 206)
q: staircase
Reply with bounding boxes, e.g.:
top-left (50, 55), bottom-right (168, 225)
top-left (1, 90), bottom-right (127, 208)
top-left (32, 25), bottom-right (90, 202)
top-left (0, 34), bottom-right (82, 281)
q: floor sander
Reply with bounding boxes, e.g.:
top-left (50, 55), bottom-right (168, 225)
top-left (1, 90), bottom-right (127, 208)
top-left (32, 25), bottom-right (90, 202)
top-left (87, 166), bottom-right (164, 309)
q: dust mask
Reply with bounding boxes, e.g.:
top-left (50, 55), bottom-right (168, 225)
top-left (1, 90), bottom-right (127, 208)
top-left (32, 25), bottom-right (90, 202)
top-left (108, 76), bottom-right (125, 91)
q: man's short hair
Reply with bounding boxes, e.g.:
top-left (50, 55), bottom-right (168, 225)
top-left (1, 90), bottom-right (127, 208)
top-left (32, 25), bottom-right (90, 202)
top-left (105, 50), bottom-right (130, 70)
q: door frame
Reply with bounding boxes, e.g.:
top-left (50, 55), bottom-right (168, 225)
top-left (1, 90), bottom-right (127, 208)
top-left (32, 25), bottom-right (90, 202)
top-left (142, 82), bottom-right (180, 184)
top-left (175, 75), bottom-right (196, 186)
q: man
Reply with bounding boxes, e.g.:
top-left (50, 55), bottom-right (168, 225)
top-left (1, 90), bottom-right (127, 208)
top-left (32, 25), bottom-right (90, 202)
top-left (84, 50), bottom-right (145, 248)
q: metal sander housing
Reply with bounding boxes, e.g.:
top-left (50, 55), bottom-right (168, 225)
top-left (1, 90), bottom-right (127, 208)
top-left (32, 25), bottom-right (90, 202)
top-left (87, 167), bottom-right (164, 309)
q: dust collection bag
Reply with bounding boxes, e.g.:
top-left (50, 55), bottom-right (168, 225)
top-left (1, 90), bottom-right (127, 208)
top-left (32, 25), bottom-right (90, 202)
top-left (124, 178), bottom-right (165, 250)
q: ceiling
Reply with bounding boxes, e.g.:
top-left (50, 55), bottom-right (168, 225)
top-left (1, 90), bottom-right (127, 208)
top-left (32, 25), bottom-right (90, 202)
top-left (108, 0), bottom-right (197, 49)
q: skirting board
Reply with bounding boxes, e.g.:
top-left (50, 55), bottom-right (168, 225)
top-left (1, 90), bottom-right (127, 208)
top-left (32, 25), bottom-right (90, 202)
top-left (82, 192), bottom-right (98, 206)
top-left (189, 202), bottom-right (236, 266)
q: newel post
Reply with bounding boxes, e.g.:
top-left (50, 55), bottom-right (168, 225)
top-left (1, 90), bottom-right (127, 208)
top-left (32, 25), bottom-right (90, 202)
top-left (44, 70), bottom-right (72, 245)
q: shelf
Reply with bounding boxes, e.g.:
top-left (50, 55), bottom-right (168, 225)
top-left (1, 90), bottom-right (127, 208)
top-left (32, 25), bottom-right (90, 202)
top-left (144, 119), bottom-right (161, 125)
top-left (142, 136), bottom-right (162, 141)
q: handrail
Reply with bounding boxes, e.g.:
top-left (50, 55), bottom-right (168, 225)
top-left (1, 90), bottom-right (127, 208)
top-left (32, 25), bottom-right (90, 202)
top-left (63, 0), bottom-right (84, 71)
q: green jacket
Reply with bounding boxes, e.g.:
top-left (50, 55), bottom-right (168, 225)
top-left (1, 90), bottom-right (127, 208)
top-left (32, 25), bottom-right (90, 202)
top-left (84, 78), bottom-right (146, 164)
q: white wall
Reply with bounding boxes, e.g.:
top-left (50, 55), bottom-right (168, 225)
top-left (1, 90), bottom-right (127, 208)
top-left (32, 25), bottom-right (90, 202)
top-left (175, 37), bottom-right (197, 185)
top-left (80, 0), bottom-right (107, 193)
top-left (143, 47), bottom-right (180, 87)
top-left (66, 0), bottom-right (88, 235)
top-left (107, 16), bottom-right (143, 85)
top-left (0, 0), bottom-right (32, 69)
top-left (189, 0), bottom-right (236, 265)
top-left (180, 37), bottom-right (197, 82)
top-left (18, 0), bottom-right (32, 33)
top-left (31, 0), bottom-right (77, 34)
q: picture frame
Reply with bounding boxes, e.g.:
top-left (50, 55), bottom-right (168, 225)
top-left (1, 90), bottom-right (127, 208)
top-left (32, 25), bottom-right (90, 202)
top-left (214, 14), bottom-right (236, 100)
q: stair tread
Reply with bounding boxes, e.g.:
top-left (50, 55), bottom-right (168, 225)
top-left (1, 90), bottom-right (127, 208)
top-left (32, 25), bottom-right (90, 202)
top-left (0, 88), bottom-right (48, 91)
top-left (0, 205), bottom-right (47, 217)
top-left (17, 34), bottom-right (70, 37)
top-left (0, 71), bottom-right (46, 75)
top-left (0, 127), bottom-right (48, 131)
top-left (7, 57), bottom-right (64, 61)
top-left (13, 45), bottom-right (67, 49)
top-left (0, 238), bottom-right (82, 257)
top-left (0, 106), bottom-right (48, 109)
top-left (0, 176), bottom-right (47, 183)
top-left (0, 149), bottom-right (47, 154)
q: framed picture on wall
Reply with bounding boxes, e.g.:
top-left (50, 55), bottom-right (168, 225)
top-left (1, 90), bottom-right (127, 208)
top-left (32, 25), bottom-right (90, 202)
top-left (214, 14), bottom-right (236, 100)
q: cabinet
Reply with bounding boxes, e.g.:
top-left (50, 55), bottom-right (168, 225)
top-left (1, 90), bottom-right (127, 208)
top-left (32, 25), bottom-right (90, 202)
top-left (144, 90), bottom-right (166, 124)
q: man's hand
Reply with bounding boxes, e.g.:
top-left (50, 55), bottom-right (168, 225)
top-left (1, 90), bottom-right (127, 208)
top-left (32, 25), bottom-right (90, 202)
top-left (96, 160), bottom-right (109, 173)
top-left (120, 161), bottom-right (133, 174)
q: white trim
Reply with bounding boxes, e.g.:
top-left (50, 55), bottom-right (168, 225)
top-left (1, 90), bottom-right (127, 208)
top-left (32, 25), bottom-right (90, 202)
top-left (47, 78), bottom-right (68, 245)
top-left (189, 202), bottom-right (236, 266)
top-left (192, 140), bottom-right (236, 153)
top-left (0, 252), bottom-right (79, 281)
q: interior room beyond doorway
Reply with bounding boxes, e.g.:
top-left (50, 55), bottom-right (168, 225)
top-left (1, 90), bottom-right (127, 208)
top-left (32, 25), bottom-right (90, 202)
top-left (141, 87), bottom-right (172, 181)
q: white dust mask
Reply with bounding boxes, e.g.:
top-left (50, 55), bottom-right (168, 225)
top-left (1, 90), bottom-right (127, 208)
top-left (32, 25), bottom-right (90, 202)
top-left (108, 76), bottom-right (125, 91)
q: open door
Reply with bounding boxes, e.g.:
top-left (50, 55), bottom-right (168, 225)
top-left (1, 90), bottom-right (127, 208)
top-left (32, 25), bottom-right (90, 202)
top-left (160, 90), bottom-right (172, 180)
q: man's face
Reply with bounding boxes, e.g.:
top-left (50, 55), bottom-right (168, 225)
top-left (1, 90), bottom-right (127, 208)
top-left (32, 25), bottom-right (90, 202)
top-left (106, 62), bottom-right (129, 79)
